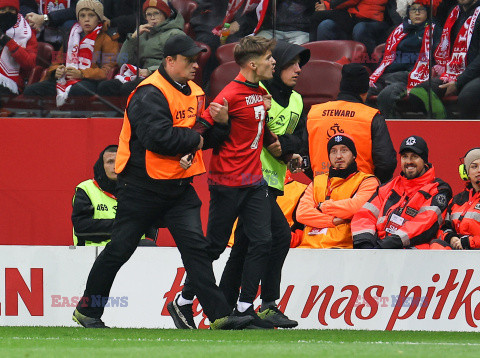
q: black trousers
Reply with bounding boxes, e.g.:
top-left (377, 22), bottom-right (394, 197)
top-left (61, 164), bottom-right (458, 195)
top-left (219, 191), bottom-right (291, 309)
top-left (23, 78), bottom-right (99, 97)
top-left (76, 181), bottom-right (232, 322)
top-left (96, 78), bottom-right (143, 97)
top-left (183, 183), bottom-right (272, 304)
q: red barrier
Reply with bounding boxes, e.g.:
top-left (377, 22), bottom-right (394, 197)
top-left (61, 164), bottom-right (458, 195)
top-left (0, 118), bottom-right (478, 246)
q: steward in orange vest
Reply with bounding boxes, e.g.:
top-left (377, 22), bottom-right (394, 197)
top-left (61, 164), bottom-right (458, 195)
top-left (307, 63), bottom-right (396, 183)
top-left (296, 134), bottom-right (379, 248)
top-left (73, 35), bottom-right (251, 331)
top-left (352, 135), bottom-right (452, 249)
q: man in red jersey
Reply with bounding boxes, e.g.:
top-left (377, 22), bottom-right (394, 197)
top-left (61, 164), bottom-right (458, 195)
top-left (168, 36), bottom-right (279, 330)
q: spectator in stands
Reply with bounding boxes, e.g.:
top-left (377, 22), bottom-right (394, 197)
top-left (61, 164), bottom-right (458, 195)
top-left (97, 0), bottom-right (184, 97)
top-left (190, 0), bottom-right (257, 85)
top-left (436, 147), bottom-right (480, 249)
top-left (255, 0), bottom-right (317, 45)
top-left (218, 41), bottom-right (310, 329)
top-left (26, 0), bottom-right (78, 49)
top-left (23, 0), bottom-right (118, 107)
top-left (313, 0), bottom-right (389, 54)
top-left (295, 134), bottom-right (379, 248)
top-left (0, 0), bottom-right (37, 96)
top-left (307, 63), bottom-right (397, 184)
top-left (368, 0), bottom-right (441, 118)
top-left (352, 135), bottom-right (452, 249)
top-left (409, 0), bottom-right (480, 119)
top-left (103, 0), bottom-right (147, 43)
top-left (72, 145), bottom-right (156, 246)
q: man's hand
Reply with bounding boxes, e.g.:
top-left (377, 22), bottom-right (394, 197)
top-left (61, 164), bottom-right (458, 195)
top-left (229, 21), bottom-right (240, 35)
top-left (315, 0), bottom-right (326, 11)
top-left (132, 24), bottom-right (153, 39)
top-left (26, 13), bottom-right (45, 30)
top-left (450, 236), bottom-right (463, 250)
top-left (333, 217), bottom-right (348, 226)
top-left (66, 67), bottom-right (83, 80)
top-left (263, 94), bottom-right (272, 111)
top-left (209, 98), bottom-right (229, 124)
top-left (439, 81), bottom-right (457, 97)
top-left (266, 139), bottom-right (282, 157)
top-left (55, 65), bottom-right (67, 79)
top-left (180, 153), bottom-right (193, 170)
top-left (197, 135), bottom-right (204, 150)
top-left (287, 153), bottom-right (302, 173)
top-left (138, 68), bottom-right (149, 77)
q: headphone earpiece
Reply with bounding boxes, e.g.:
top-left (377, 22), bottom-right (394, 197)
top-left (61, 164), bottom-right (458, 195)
top-left (459, 164), bottom-right (469, 181)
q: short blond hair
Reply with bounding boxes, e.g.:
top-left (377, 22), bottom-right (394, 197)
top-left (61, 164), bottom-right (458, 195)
top-left (234, 36), bottom-right (276, 66)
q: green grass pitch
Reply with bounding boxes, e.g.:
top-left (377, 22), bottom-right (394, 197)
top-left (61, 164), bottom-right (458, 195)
top-left (0, 327), bottom-right (479, 357)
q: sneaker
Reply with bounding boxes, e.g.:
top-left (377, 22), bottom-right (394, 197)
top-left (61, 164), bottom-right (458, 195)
top-left (258, 306), bottom-right (298, 328)
top-left (210, 315), bottom-right (254, 330)
top-left (233, 305), bottom-right (274, 329)
top-left (167, 296), bottom-right (197, 329)
top-left (72, 309), bottom-right (109, 328)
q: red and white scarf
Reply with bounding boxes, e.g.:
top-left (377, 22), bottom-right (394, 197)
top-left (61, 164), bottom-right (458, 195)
top-left (0, 14), bottom-right (32, 94)
top-left (56, 22), bottom-right (102, 106)
top-left (38, 0), bottom-right (70, 15)
top-left (114, 64), bottom-right (144, 83)
top-left (434, 5), bottom-right (480, 82)
top-left (370, 23), bottom-right (434, 93)
top-left (212, 0), bottom-right (268, 36)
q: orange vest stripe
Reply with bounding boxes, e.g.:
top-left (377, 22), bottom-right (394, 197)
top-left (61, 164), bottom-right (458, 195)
top-left (307, 101), bottom-right (377, 177)
top-left (115, 71), bottom-right (206, 180)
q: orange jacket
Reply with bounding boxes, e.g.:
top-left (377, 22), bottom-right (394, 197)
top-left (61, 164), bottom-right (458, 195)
top-left (440, 185), bottom-right (480, 249)
top-left (296, 171), bottom-right (378, 248)
top-left (352, 166), bottom-right (452, 249)
top-left (324, 0), bottom-right (388, 22)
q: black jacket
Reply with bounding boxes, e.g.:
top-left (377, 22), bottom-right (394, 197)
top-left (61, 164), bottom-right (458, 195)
top-left (120, 66), bottom-right (202, 194)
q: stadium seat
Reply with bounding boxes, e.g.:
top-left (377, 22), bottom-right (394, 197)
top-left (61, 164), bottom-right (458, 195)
top-left (27, 42), bottom-right (54, 85)
top-left (215, 42), bottom-right (238, 64)
top-left (208, 61), bottom-right (240, 102)
top-left (302, 40), bottom-right (368, 64)
top-left (295, 60), bottom-right (342, 113)
top-left (194, 41), bottom-right (211, 87)
top-left (371, 43), bottom-right (385, 68)
top-left (170, 0), bottom-right (198, 37)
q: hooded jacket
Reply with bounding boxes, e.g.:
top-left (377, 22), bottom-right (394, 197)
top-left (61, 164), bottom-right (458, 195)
top-left (71, 145), bottom-right (118, 245)
top-left (118, 9), bottom-right (185, 74)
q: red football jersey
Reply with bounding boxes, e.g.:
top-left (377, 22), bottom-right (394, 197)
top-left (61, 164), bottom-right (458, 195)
top-left (203, 73), bottom-right (268, 187)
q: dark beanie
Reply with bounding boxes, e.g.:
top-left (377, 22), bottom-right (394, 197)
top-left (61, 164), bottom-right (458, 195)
top-left (399, 135), bottom-right (429, 163)
top-left (327, 134), bottom-right (357, 157)
top-left (340, 63), bottom-right (369, 94)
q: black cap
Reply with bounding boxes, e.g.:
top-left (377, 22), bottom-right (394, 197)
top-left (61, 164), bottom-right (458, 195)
top-left (164, 34), bottom-right (206, 57)
top-left (340, 63), bottom-right (369, 94)
top-left (327, 134), bottom-right (357, 157)
top-left (399, 135), bottom-right (429, 163)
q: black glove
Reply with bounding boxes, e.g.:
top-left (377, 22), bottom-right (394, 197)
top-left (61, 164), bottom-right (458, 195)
top-left (460, 235), bottom-right (471, 250)
top-left (0, 32), bottom-right (11, 47)
top-left (377, 235), bottom-right (403, 249)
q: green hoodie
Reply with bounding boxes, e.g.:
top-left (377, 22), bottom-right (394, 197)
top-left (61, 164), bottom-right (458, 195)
top-left (118, 11), bottom-right (185, 74)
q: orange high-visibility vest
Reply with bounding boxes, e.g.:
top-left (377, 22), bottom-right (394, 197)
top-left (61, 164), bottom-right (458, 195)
top-left (300, 171), bottom-right (374, 248)
top-left (307, 101), bottom-right (377, 177)
top-left (115, 71), bottom-right (206, 179)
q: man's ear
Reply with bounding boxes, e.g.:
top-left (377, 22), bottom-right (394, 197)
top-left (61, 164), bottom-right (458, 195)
top-left (248, 60), bottom-right (257, 71)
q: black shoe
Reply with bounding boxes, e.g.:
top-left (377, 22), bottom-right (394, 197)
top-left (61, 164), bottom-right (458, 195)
top-left (258, 306), bottom-right (298, 328)
top-left (233, 305), bottom-right (274, 329)
top-left (210, 314), bottom-right (254, 330)
top-left (72, 309), bottom-right (109, 328)
top-left (167, 296), bottom-right (197, 329)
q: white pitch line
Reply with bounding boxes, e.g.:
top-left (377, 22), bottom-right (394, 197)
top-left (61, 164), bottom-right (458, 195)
top-left (1, 337), bottom-right (480, 347)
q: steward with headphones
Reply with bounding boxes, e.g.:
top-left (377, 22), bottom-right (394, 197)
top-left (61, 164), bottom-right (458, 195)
top-left (437, 148), bottom-right (480, 250)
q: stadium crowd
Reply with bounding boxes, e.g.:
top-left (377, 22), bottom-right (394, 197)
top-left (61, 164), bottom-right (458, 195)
top-left (0, 0), bottom-right (480, 118)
